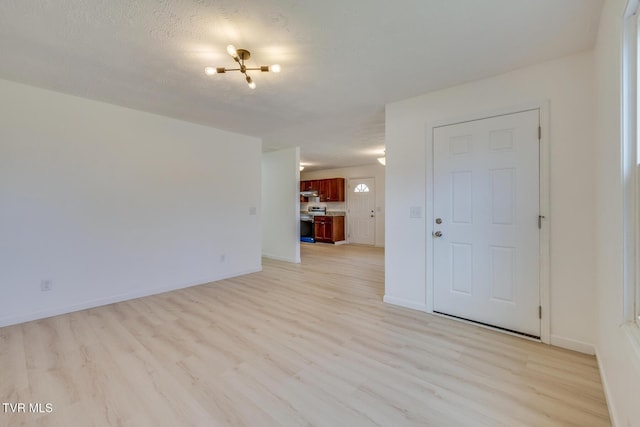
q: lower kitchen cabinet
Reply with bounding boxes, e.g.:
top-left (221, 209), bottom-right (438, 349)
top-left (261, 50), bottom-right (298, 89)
top-left (314, 216), bottom-right (345, 243)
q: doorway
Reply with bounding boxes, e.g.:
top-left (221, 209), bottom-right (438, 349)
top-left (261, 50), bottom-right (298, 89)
top-left (430, 108), bottom-right (546, 338)
top-left (348, 177), bottom-right (376, 245)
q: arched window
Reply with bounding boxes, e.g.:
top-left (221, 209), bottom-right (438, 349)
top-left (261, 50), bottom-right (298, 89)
top-left (354, 183), bottom-right (370, 193)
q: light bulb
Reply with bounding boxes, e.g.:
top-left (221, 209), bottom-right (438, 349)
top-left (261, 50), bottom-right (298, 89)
top-left (226, 45), bottom-right (237, 57)
top-left (204, 67), bottom-right (216, 76)
top-left (377, 157), bottom-right (386, 166)
top-left (270, 64), bottom-right (281, 73)
top-left (246, 75), bottom-right (256, 89)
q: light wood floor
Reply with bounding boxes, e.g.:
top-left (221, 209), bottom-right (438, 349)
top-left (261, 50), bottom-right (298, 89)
top-left (1, 244), bottom-right (610, 426)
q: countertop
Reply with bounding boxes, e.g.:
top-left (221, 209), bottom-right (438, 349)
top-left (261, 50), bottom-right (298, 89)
top-left (300, 211), bottom-right (345, 217)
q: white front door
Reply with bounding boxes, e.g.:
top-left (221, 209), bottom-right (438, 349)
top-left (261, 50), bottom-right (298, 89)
top-left (432, 110), bottom-right (540, 337)
top-left (348, 178), bottom-right (375, 245)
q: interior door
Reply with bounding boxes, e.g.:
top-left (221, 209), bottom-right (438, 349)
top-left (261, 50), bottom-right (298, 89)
top-left (348, 178), bottom-right (375, 245)
top-left (432, 110), bottom-right (540, 337)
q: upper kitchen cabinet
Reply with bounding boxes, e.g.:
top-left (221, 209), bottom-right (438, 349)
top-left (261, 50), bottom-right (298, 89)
top-left (300, 180), bottom-right (318, 192)
top-left (300, 178), bottom-right (345, 202)
top-left (319, 178), bottom-right (345, 202)
top-left (300, 180), bottom-right (319, 202)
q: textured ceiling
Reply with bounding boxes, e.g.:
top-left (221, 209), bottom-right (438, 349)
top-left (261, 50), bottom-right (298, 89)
top-left (0, 0), bottom-right (603, 171)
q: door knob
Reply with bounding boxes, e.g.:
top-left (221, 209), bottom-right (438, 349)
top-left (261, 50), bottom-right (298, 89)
top-left (432, 231), bottom-right (443, 238)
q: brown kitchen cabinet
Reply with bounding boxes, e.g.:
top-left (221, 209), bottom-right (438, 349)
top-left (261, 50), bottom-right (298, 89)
top-left (319, 178), bottom-right (345, 202)
top-left (300, 178), bottom-right (345, 202)
top-left (314, 215), bottom-right (345, 243)
top-left (301, 180), bottom-right (318, 192)
top-left (300, 180), bottom-right (319, 202)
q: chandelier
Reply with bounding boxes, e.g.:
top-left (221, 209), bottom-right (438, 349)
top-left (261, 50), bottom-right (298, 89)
top-left (204, 45), bottom-right (281, 89)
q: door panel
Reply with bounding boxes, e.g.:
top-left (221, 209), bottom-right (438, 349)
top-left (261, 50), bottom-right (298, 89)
top-left (451, 243), bottom-right (472, 294)
top-left (451, 171), bottom-right (472, 223)
top-left (433, 109), bottom-right (540, 337)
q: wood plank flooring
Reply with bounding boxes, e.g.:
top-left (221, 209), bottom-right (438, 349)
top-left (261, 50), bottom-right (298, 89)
top-left (0, 244), bottom-right (610, 426)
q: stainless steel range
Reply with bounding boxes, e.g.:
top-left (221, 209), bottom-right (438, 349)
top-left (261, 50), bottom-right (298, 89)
top-left (300, 206), bottom-right (326, 243)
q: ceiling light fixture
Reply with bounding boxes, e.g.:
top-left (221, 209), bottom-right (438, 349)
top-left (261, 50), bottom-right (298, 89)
top-left (377, 150), bottom-right (386, 166)
top-left (204, 45), bottom-right (280, 90)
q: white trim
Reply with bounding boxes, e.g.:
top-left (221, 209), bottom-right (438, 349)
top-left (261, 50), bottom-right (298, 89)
top-left (425, 101), bottom-right (551, 344)
top-left (263, 253), bottom-right (301, 263)
top-left (424, 101), bottom-right (550, 130)
top-left (550, 335), bottom-right (596, 355)
top-left (539, 102), bottom-right (551, 344)
top-left (0, 268), bottom-right (262, 328)
top-left (622, 3), bottom-right (639, 325)
top-left (623, 322), bottom-right (640, 369)
top-left (596, 351), bottom-right (621, 427)
top-left (426, 126), bottom-right (435, 313)
top-left (383, 295), bottom-right (428, 312)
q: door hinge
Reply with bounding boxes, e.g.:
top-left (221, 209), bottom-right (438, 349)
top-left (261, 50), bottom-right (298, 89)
top-left (538, 126), bottom-right (542, 140)
top-left (538, 215), bottom-right (545, 229)
top-left (539, 305), bottom-right (542, 319)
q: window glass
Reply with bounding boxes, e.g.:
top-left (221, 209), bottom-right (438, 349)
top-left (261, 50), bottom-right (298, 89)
top-left (354, 184), bottom-right (370, 193)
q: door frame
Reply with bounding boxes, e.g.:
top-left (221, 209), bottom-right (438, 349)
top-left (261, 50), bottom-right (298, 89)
top-left (425, 101), bottom-right (550, 344)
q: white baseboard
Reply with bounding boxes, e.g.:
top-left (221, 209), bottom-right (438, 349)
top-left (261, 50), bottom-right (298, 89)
top-left (595, 348), bottom-right (620, 427)
top-left (383, 295), bottom-right (427, 312)
top-left (0, 267), bottom-right (262, 328)
top-left (262, 253), bottom-right (300, 263)
top-left (550, 334), bottom-right (595, 355)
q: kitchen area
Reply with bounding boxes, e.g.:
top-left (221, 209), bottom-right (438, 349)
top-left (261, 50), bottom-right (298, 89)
top-left (299, 178), bottom-right (346, 244)
top-left (263, 151), bottom-right (382, 263)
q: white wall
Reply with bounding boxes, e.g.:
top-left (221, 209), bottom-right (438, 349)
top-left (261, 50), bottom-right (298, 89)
top-left (0, 78), bottom-right (262, 327)
top-left (385, 51), bottom-right (597, 353)
top-left (594, 0), bottom-right (640, 425)
top-left (302, 163), bottom-right (385, 247)
top-left (262, 147), bottom-right (301, 263)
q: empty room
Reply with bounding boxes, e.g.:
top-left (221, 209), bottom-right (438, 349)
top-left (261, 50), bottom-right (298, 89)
top-left (1, 0), bottom-right (639, 426)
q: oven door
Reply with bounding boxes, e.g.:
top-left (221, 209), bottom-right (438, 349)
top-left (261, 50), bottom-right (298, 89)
top-left (300, 217), bottom-right (315, 243)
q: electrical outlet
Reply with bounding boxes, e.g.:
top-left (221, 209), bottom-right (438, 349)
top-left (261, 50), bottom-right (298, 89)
top-left (40, 280), bottom-right (52, 292)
